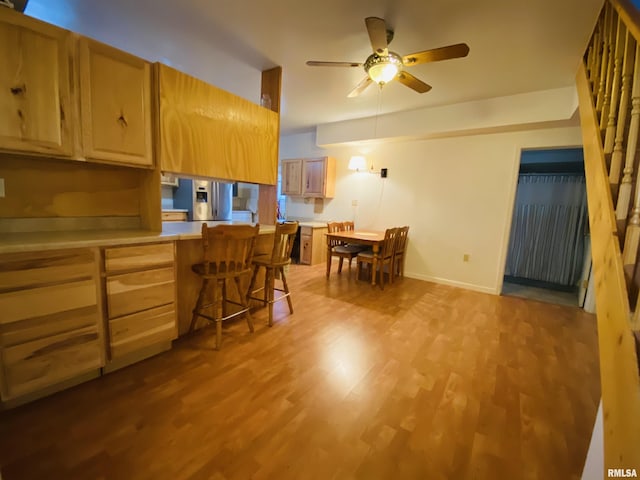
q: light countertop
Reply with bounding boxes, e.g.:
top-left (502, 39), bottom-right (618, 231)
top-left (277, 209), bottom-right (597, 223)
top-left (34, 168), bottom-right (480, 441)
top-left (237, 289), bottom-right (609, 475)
top-left (286, 218), bottom-right (328, 228)
top-left (0, 222), bottom-right (275, 254)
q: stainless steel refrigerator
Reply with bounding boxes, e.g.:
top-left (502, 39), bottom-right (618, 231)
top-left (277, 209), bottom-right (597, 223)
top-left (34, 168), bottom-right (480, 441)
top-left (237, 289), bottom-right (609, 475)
top-left (174, 179), bottom-right (233, 221)
top-left (211, 181), bottom-right (233, 221)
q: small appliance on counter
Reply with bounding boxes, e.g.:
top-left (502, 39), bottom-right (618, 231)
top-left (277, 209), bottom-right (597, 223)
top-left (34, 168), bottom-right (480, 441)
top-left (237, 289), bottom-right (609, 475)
top-left (173, 178), bottom-right (233, 221)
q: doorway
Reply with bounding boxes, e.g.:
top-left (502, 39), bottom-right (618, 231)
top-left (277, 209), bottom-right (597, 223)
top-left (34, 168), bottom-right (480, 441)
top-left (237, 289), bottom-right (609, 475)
top-left (502, 148), bottom-right (591, 308)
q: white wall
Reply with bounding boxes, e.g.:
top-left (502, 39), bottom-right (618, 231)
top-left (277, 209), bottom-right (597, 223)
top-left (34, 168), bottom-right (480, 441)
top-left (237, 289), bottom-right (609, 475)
top-left (26, 0), bottom-right (260, 103)
top-left (281, 126), bottom-right (583, 293)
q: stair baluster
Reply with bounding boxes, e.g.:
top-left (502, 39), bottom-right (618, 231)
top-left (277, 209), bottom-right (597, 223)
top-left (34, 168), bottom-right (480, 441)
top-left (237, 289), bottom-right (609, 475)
top-left (610, 31), bottom-right (636, 197)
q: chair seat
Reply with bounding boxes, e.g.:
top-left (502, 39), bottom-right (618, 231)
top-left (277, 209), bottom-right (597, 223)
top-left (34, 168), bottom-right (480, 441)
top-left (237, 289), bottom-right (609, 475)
top-left (252, 256), bottom-right (291, 268)
top-left (333, 245), bottom-right (365, 254)
top-left (356, 249), bottom-right (374, 258)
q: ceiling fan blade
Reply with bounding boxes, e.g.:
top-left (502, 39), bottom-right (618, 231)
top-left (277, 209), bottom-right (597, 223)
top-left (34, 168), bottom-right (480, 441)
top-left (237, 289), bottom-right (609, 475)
top-left (402, 43), bottom-right (470, 66)
top-left (365, 17), bottom-right (388, 55)
top-left (306, 60), bottom-right (363, 67)
top-left (347, 76), bottom-right (374, 98)
top-left (396, 72), bottom-right (432, 93)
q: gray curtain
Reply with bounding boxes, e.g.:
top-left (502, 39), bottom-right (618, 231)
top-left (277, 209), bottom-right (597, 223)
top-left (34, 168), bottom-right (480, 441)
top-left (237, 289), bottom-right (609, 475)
top-left (505, 174), bottom-right (587, 286)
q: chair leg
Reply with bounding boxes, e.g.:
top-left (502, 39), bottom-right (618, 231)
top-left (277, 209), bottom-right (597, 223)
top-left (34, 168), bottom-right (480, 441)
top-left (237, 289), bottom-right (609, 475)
top-left (379, 263), bottom-right (385, 290)
top-left (234, 276), bottom-right (254, 333)
top-left (267, 268), bottom-right (275, 327)
top-left (338, 256), bottom-right (344, 273)
top-left (280, 267), bottom-right (294, 314)
top-left (247, 264), bottom-right (260, 304)
top-left (221, 279), bottom-right (228, 319)
top-left (213, 280), bottom-right (222, 350)
top-left (190, 279), bottom-right (208, 332)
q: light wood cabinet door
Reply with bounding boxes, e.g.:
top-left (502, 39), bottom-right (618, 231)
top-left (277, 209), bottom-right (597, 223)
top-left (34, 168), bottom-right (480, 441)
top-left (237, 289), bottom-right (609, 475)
top-left (79, 37), bottom-right (153, 167)
top-left (303, 157), bottom-right (336, 198)
top-left (281, 159), bottom-right (303, 195)
top-left (157, 63), bottom-right (279, 184)
top-left (300, 233), bottom-right (312, 265)
top-left (0, 9), bottom-right (74, 156)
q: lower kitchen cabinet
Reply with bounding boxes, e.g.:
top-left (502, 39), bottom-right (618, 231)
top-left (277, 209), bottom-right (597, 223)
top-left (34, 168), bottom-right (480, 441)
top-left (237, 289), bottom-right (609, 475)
top-left (0, 248), bottom-right (104, 405)
top-left (299, 225), bottom-right (328, 265)
top-left (102, 242), bottom-right (177, 370)
top-left (0, 241), bottom-right (179, 406)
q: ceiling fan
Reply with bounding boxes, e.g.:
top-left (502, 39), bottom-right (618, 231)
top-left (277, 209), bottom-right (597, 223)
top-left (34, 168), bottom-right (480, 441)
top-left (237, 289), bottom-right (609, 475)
top-left (306, 17), bottom-right (470, 98)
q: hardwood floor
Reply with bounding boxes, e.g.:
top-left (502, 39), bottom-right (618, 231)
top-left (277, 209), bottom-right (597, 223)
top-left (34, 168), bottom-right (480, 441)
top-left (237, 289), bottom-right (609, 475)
top-left (0, 263), bottom-right (601, 479)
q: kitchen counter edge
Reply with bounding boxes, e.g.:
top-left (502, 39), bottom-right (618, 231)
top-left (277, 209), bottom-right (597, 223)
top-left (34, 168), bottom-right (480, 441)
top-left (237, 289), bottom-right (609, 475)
top-left (0, 222), bottom-right (276, 254)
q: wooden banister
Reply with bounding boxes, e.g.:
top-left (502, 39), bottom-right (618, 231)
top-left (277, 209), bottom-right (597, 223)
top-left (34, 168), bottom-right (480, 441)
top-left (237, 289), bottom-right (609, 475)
top-left (577, 0), bottom-right (640, 472)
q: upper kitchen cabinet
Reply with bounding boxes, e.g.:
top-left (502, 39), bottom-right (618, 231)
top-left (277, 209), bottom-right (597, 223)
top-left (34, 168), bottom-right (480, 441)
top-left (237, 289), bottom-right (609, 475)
top-left (0, 9), bottom-right (74, 157)
top-left (157, 64), bottom-right (279, 184)
top-left (281, 158), bottom-right (303, 196)
top-left (282, 157), bottom-right (335, 198)
top-left (303, 157), bottom-right (335, 198)
top-left (78, 38), bottom-right (153, 167)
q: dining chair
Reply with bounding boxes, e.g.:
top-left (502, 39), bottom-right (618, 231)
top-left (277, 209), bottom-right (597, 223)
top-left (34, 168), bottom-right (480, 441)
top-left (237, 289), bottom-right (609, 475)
top-left (189, 223), bottom-right (260, 350)
top-left (392, 226), bottom-right (410, 281)
top-left (327, 221), bottom-right (365, 275)
top-left (247, 221), bottom-right (299, 326)
top-left (356, 227), bottom-right (399, 289)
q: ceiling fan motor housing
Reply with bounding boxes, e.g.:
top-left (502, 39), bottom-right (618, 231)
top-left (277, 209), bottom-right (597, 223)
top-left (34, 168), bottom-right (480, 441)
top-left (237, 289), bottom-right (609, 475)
top-left (364, 51), bottom-right (403, 84)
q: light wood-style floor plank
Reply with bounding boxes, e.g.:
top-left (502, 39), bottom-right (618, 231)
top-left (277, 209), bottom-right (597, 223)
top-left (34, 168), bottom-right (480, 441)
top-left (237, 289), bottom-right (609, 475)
top-left (0, 263), bottom-right (600, 479)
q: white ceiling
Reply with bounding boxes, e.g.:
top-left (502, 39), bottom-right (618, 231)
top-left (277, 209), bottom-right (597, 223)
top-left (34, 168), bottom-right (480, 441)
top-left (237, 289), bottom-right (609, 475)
top-left (25, 0), bottom-right (603, 135)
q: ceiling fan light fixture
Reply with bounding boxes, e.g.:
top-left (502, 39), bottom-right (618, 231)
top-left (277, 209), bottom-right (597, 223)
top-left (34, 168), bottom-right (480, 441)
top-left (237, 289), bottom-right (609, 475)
top-left (365, 52), bottom-right (403, 85)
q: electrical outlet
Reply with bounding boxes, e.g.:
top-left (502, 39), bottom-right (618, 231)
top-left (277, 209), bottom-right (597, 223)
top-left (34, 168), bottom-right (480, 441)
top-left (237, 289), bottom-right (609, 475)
top-left (0, 178), bottom-right (4, 198)
top-left (463, 253), bottom-right (470, 262)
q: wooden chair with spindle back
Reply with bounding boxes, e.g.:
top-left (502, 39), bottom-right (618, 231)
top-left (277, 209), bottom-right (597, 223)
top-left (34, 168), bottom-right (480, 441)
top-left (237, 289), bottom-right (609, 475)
top-left (326, 221), bottom-right (365, 275)
top-left (189, 223), bottom-right (260, 350)
top-left (356, 227), bottom-right (399, 289)
top-left (392, 226), bottom-right (410, 281)
top-left (247, 221), bottom-right (299, 327)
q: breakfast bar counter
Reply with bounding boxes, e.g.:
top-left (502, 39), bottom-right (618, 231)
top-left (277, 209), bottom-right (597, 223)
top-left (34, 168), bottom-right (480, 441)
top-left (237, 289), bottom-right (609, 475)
top-left (0, 221), bottom-right (275, 254)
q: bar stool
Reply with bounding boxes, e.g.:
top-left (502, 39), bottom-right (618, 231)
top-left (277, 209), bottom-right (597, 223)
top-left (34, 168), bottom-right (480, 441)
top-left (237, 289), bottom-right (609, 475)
top-left (189, 223), bottom-right (260, 350)
top-left (248, 221), bottom-right (299, 327)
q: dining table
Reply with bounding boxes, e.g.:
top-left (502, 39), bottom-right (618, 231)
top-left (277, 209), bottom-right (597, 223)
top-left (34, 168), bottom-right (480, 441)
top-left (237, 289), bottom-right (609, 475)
top-left (325, 229), bottom-right (386, 286)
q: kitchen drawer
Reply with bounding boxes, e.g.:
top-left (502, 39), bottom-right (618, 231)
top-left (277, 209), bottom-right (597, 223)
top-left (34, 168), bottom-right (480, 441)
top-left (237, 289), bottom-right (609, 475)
top-left (109, 304), bottom-right (176, 358)
top-left (1, 325), bottom-right (102, 400)
top-left (104, 242), bottom-right (174, 273)
top-left (300, 226), bottom-right (312, 236)
top-left (0, 249), bottom-right (96, 291)
top-left (106, 266), bottom-right (175, 319)
top-left (0, 279), bottom-right (97, 325)
top-left (1, 305), bottom-right (98, 348)
top-left (162, 211), bottom-right (187, 222)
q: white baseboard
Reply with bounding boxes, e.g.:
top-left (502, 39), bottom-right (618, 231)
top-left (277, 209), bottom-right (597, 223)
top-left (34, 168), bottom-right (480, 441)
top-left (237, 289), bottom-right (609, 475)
top-left (405, 272), bottom-right (498, 295)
